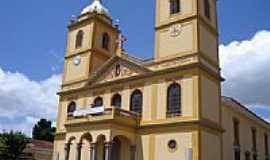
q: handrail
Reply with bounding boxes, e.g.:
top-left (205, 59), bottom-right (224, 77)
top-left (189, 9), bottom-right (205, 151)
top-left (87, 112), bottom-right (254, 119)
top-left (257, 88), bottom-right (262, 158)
top-left (69, 107), bottom-right (140, 120)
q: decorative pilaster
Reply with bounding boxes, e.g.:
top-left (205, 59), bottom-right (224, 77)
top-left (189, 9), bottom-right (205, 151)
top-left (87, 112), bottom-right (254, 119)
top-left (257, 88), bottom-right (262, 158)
top-left (104, 142), bottom-right (113, 160)
top-left (130, 145), bottom-right (136, 160)
top-left (76, 143), bottom-right (82, 160)
top-left (64, 143), bottom-right (71, 160)
top-left (90, 143), bottom-right (97, 160)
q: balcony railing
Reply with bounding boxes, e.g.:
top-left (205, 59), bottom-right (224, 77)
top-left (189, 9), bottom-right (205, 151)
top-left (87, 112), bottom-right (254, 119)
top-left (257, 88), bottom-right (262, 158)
top-left (65, 107), bottom-right (141, 127)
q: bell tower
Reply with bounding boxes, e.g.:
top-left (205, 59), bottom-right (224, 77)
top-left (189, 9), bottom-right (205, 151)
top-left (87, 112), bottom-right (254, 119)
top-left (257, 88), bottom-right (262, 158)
top-left (155, 1), bottom-right (223, 160)
top-left (155, 0), bottom-right (219, 65)
top-left (62, 0), bottom-right (119, 85)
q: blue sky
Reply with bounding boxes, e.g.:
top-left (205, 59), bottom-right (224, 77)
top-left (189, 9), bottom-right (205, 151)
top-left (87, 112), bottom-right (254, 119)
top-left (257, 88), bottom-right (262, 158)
top-left (0, 0), bottom-right (269, 80)
top-left (0, 0), bottom-right (270, 135)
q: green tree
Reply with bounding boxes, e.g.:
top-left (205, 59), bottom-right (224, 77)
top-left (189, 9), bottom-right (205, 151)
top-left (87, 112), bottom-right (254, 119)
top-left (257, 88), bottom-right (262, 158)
top-left (0, 131), bottom-right (30, 160)
top-left (32, 119), bottom-right (56, 142)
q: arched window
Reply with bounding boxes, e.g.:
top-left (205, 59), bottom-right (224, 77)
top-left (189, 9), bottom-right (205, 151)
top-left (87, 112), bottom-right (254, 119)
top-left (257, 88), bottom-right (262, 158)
top-left (102, 33), bottom-right (110, 50)
top-left (170, 0), bottom-right (180, 15)
top-left (93, 97), bottom-right (103, 107)
top-left (67, 102), bottom-right (76, 117)
top-left (111, 94), bottom-right (122, 108)
top-left (130, 89), bottom-right (143, 114)
top-left (75, 30), bottom-right (84, 48)
top-left (167, 83), bottom-right (181, 116)
top-left (204, 0), bottom-right (211, 19)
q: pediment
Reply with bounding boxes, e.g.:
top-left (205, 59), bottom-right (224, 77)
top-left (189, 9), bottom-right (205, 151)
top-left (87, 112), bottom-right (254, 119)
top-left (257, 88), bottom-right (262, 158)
top-left (88, 56), bottom-right (151, 86)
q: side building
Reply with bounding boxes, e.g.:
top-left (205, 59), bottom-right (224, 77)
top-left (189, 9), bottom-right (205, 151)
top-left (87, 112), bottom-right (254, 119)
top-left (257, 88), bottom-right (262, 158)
top-left (222, 97), bottom-right (270, 160)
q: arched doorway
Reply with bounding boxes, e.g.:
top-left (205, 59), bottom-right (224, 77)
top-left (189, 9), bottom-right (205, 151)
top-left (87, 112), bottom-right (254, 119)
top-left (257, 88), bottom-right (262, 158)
top-left (67, 137), bottom-right (76, 160)
top-left (111, 136), bottom-right (132, 160)
top-left (111, 137), bottom-right (121, 160)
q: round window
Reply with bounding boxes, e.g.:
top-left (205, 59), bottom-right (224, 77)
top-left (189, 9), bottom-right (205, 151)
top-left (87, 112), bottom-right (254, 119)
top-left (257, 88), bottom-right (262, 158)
top-left (168, 140), bottom-right (177, 151)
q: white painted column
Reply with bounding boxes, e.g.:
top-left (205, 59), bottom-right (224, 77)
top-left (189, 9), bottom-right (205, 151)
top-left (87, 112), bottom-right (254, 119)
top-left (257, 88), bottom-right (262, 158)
top-left (104, 142), bottom-right (113, 160)
top-left (90, 143), bottom-right (97, 160)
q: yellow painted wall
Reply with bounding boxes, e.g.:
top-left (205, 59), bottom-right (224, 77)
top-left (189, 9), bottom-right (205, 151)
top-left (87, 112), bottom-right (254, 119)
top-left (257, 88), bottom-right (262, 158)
top-left (135, 130), bottom-right (197, 160)
top-left (200, 130), bottom-right (221, 160)
top-left (200, 75), bottom-right (220, 123)
top-left (137, 135), bottom-right (150, 160)
top-left (154, 132), bottom-right (193, 160)
top-left (56, 101), bottom-right (67, 132)
top-left (91, 53), bottom-right (108, 73)
top-left (199, 24), bottom-right (218, 63)
top-left (142, 83), bottom-right (153, 121)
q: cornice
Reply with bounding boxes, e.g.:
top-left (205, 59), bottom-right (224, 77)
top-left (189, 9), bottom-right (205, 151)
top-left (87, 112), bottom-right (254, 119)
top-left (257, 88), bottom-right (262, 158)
top-left (58, 61), bottom-right (223, 96)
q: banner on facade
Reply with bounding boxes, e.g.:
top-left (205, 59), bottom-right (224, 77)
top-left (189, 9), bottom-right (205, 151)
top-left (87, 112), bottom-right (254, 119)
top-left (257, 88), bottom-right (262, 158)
top-left (73, 106), bottom-right (105, 117)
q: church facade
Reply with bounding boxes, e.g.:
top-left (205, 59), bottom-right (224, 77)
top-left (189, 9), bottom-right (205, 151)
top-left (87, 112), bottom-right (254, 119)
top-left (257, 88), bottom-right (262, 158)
top-left (53, 0), bottom-right (270, 160)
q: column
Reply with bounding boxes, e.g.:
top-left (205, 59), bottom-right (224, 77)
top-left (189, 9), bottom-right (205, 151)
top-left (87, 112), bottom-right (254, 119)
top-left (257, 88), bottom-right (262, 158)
top-left (90, 143), bottom-right (97, 160)
top-left (64, 143), bottom-right (71, 160)
top-left (104, 142), bottom-right (113, 160)
top-left (76, 143), bottom-right (82, 160)
top-left (130, 145), bottom-right (136, 160)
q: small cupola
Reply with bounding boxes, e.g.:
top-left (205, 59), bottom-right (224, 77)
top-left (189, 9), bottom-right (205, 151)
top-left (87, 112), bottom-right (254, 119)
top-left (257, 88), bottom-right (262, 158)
top-left (81, 0), bottom-right (111, 19)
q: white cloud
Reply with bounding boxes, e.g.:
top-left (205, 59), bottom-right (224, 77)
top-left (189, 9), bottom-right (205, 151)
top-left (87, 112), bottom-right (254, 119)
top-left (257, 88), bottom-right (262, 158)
top-left (220, 30), bottom-right (270, 109)
top-left (0, 67), bottom-right (61, 136)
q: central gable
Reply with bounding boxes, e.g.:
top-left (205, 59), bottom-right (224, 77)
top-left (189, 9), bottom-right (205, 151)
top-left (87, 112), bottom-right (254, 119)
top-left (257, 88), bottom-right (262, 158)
top-left (87, 56), bottom-right (151, 86)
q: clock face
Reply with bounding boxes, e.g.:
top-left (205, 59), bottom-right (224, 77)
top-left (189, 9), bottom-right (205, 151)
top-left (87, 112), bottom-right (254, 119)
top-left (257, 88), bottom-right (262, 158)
top-left (73, 55), bottom-right (81, 66)
top-left (170, 24), bottom-right (182, 37)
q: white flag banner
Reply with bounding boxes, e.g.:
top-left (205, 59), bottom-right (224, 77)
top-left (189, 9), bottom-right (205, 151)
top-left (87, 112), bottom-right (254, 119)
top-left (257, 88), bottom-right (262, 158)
top-left (73, 106), bottom-right (105, 117)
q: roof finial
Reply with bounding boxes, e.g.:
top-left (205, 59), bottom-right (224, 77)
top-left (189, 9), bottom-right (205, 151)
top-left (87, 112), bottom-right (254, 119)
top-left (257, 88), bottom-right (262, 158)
top-left (94, 0), bottom-right (103, 4)
top-left (81, 0), bottom-right (111, 18)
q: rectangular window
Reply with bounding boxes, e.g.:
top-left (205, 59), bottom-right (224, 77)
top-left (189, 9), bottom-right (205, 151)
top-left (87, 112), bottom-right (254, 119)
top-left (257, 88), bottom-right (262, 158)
top-left (265, 133), bottom-right (269, 156)
top-left (170, 0), bottom-right (180, 15)
top-left (233, 119), bottom-right (240, 146)
top-left (252, 128), bottom-right (257, 152)
top-left (204, 0), bottom-right (211, 19)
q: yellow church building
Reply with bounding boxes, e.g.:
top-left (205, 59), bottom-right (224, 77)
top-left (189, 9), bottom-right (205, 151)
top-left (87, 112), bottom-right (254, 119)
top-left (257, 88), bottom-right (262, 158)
top-left (53, 0), bottom-right (270, 160)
